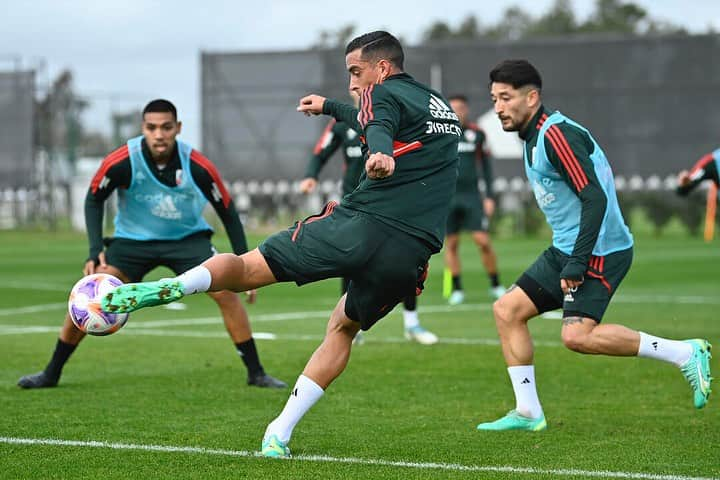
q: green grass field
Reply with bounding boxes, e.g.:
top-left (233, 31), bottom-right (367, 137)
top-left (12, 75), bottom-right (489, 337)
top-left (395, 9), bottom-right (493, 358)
top-left (0, 230), bottom-right (718, 479)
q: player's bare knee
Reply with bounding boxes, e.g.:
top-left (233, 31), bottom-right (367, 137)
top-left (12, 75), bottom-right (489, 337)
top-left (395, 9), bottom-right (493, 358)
top-left (561, 328), bottom-right (589, 353)
top-left (493, 297), bottom-right (517, 327)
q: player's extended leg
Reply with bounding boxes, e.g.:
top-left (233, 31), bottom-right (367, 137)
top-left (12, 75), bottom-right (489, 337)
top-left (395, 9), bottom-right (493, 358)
top-left (444, 233), bottom-right (465, 305)
top-left (262, 294), bottom-right (360, 457)
top-left (471, 231), bottom-right (505, 299)
top-left (402, 295), bottom-right (438, 345)
top-left (18, 265), bottom-right (128, 389)
top-left (477, 285), bottom-right (547, 431)
top-left (561, 316), bottom-right (713, 409)
top-left (207, 290), bottom-right (286, 389)
top-left (103, 249), bottom-right (277, 313)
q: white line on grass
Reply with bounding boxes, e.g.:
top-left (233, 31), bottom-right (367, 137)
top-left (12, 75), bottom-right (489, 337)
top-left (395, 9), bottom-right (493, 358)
top-left (2, 292), bottom-right (718, 320)
top-left (0, 324), bottom-right (563, 347)
top-left (0, 436), bottom-right (715, 480)
top-left (0, 303), bottom-right (66, 317)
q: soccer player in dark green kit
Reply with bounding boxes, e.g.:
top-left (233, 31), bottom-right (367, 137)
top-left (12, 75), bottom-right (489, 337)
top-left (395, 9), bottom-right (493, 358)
top-left (675, 148), bottom-right (720, 195)
top-left (301, 93), bottom-right (438, 345)
top-left (444, 94), bottom-right (505, 305)
top-left (477, 60), bottom-right (712, 432)
top-left (102, 32), bottom-right (460, 456)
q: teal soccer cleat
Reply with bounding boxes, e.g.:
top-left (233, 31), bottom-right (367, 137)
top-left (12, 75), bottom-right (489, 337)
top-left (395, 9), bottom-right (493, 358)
top-left (101, 279), bottom-right (185, 314)
top-left (680, 339), bottom-right (713, 409)
top-left (477, 410), bottom-right (547, 432)
top-left (261, 434), bottom-right (291, 458)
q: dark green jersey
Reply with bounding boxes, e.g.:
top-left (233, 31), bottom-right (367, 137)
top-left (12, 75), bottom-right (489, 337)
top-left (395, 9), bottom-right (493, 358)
top-left (305, 119), bottom-right (364, 195)
top-left (323, 73), bottom-right (460, 252)
top-left (455, 123), bottom-right (494, 198)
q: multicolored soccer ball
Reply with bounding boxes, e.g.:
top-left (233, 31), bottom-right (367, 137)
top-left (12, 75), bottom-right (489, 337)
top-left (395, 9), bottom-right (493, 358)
top-left (68, 273), bottom-right (129, 336)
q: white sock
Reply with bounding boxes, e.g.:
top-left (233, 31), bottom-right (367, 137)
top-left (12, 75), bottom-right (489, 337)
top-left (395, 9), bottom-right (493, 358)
top-left (264, 374), bottom-right (324, 444)
top-left (508, 365), bottom-right (543, 419)
top-left (637, 332), bottom-right (693, 367)
top-left (403, 309), bottom-right (419, 330)
top-left (175, 266), bottom-right (212, 295)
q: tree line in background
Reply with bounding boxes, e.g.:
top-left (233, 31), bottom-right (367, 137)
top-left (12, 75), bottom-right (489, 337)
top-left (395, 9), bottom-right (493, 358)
top-left (314, 0), bottom-right (699, 48)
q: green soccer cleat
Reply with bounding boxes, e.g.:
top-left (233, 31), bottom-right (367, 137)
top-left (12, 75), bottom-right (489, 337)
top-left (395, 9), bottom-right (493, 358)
top-left (476, 410), bottom-right (547, 432)
top-left (101, 279), bottom-right (185, 314)
top-left (261, 434), bottom-right (291, 458)
top-left (680, 339), bottom-right (713, 409)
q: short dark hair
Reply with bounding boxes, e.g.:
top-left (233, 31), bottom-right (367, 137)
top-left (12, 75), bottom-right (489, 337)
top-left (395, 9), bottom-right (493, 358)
top-left (447, 94), bottom-right (468, 103)
top-left (345, 31), bottom-right (404, 70)
top-left (489, 60), bottom-right (542, 91)
top-left (143, 99), bottom-right (177, 121)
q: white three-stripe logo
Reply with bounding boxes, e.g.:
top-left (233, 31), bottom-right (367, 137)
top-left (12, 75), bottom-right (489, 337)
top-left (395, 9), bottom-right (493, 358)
top-left (429, 94), bottom-right (450, 111)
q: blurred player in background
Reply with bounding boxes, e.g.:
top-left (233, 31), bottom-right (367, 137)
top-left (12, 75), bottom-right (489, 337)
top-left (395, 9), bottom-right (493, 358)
top-left (444, 94), bottom-right (505, 305)
top-left (675, 147), bottom-right (720, 194)
top-left (477, 60), bottom-right (712, 432)
top-left (17, 99), bottom-right (286, 390)
top-left (102, 32), bottom-right (460, 457)
top-left (300, 92), bottom-right (438, 345)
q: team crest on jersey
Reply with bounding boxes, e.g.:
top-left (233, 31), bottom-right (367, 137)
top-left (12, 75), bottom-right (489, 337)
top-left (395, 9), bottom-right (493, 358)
top-left (175, 169), bottom-right (183, 185)
top-left (464, 129), bottom-right (477, 143)
top-left (346, 129), bottom-right (357, 140)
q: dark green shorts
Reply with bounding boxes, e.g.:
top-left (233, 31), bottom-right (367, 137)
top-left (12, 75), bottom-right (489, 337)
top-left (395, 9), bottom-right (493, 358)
top-left (446, 194), bottom-right (488, 234)
top-left (516, 246), bottom-right (633, 322)
top-left (259, 202), bottom-right (432, 330)
top-left (104, 231), bottom-right (216, 282)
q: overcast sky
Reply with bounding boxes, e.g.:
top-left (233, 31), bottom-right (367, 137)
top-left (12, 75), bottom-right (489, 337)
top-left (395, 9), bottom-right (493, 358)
top-left (2, 0), bottom-right (718, 148)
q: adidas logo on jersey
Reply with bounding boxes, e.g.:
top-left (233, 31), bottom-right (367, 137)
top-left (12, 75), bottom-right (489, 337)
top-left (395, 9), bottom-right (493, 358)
top-left (429, 94), bottom-right (459, 121)
top-left (151, 194), bottom-right (182, 220)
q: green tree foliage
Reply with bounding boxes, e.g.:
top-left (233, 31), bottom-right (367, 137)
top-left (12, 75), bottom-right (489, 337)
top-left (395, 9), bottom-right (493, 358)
top-left (421, 0), bottom-right (687, 43)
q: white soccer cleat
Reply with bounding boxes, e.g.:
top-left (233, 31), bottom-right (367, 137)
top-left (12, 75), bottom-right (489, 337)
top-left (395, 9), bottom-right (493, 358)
top-left (448, 290), bottom-right (465, 306)
top-left (404, 326), bottom-right (439, 345)
top-left (490, 285), bottom-right (507, 299)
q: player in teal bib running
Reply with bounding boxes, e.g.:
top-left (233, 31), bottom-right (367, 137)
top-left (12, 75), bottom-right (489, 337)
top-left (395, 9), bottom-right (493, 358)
top-left (477, 60), bottom-right (712, 432)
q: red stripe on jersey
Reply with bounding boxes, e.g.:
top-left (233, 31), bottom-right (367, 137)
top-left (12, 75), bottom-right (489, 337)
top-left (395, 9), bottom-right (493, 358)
top-left (546, 125), bottom-right (589, 191)
top-left (689, 153), bottom-right (715, 177)
top-left (545, 128), bottom-right (583, 189)
top-left (313, 119), bottom-right (336, 155)
top-left (358, 89), bottom-right (368, 127)
top-left (190, 150), bottom-right (231, 208)
top-left (599, 256), bottom-right (605, 272)
top-left (90, 145), bottom-right (129, 194)
top-left (536, 113), bottom-right (548, 130)
top-left (360, 84), bottom-right (374, 127)
top-left (392, 140), bottom-right (423, 157)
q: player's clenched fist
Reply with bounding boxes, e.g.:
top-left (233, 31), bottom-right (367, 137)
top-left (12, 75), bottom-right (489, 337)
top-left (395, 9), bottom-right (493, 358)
top-left (366, 153), bottom-right (395, 179)
top-left (297, 95), bottom-right (326, 116)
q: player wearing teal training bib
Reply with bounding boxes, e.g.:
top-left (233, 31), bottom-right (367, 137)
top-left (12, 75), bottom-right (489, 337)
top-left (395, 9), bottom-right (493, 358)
top-left (17, 99), bottom-right (285, 390)
top-left (476, 60), bottom-right (712, 433)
